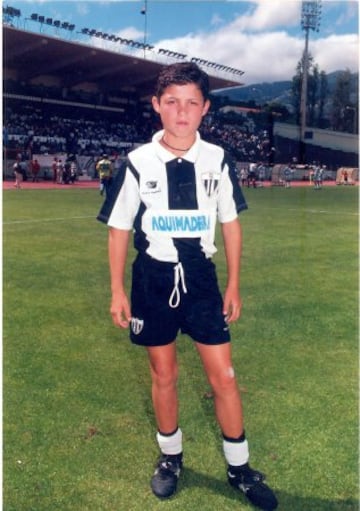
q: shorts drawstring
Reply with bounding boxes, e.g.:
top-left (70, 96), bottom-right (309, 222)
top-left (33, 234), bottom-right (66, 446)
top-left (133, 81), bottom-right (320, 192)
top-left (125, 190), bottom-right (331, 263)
top-left (169, 262), bottom-right (187, 308)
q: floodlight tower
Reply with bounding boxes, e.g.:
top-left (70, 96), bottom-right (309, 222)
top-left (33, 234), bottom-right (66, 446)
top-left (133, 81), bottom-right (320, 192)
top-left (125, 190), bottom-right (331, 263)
top-left (141, 0), bottom-right (148, 57)
top-left (299, 0), bottom-right (321, 162)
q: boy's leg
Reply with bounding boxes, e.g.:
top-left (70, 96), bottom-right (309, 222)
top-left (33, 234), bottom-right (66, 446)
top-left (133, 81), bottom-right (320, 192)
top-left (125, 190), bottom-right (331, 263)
top-left (196, 342), bottom-right (278, 511)
top-left (147, 342), bottom-right (179, 434)
top-left (195, 342), bottom-right (244, 437)
top-left (147, 342), bottom-right (183, 499)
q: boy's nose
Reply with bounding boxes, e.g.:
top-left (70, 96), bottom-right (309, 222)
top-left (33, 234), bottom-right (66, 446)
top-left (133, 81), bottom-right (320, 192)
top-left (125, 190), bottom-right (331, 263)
top-left (177, 103), bottom-right (187, 114)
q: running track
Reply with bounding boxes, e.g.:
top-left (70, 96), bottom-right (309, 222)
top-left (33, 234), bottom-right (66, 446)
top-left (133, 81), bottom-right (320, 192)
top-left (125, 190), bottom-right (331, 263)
top-left (3, 179), bottom-right (349, 191)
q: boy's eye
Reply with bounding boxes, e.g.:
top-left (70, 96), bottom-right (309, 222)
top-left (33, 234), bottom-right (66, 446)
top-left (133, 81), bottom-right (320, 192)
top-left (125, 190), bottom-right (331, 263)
top-left (163, 98), bottom-right (201, 107)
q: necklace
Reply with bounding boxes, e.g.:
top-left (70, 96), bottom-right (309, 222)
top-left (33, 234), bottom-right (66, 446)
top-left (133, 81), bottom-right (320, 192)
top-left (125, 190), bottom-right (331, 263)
top-left (161, 137), bottom-right (192, 152)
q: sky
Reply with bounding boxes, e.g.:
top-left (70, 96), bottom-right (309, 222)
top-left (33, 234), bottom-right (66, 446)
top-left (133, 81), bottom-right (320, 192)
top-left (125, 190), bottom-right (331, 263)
top-left (7, 0), bottom-right (359, 85)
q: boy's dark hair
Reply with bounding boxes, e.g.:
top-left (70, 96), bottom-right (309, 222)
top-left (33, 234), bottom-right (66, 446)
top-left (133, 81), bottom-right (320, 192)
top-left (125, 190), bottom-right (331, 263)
top-left (155, 62), bottom-right (210, 101)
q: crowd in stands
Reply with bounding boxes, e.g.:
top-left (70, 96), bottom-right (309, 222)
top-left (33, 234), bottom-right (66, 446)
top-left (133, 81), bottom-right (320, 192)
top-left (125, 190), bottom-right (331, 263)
top-left (4, 74), bottom-right (356, 174)
top-left (202, 119), bottom-right (273, 164)
top-left (4, 96), bottom-right (273, 166)
top-left (5, 97), bottom-right (345, 182)
top-left (4, 100), bottom-right (154, 158)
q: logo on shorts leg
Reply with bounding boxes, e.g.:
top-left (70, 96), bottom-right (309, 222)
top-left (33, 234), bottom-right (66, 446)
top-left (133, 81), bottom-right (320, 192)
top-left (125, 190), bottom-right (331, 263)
top-left (131, 317), bottom-right (144, 335)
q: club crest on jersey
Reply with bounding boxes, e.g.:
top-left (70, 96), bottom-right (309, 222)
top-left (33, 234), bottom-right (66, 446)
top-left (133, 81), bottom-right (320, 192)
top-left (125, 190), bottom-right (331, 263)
top-left (131, 317), bottom-right (144, 335)
top-left (202, 171), bottom-right (220, 197)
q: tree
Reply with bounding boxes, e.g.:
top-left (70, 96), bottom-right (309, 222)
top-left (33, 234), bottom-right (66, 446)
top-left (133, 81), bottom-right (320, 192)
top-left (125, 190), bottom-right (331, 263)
top-left (291, 60), bottom-right (303, 125)
top-left (291, 55), bottom-right (328, 128)
top-left (317, 71), bottom-right (329, 128)
top-left (307, 63), bottom-right (319, 126)
top-left (330, 69), bottom-right (357, 133)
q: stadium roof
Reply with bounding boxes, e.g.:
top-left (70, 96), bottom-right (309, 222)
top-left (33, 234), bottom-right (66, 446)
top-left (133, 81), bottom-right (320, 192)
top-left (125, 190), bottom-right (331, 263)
top-left (3, 25), bottom-right (243, 100)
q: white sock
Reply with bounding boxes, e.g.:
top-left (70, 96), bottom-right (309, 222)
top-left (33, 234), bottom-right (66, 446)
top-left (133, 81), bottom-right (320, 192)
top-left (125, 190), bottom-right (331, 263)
top-left (156, 428), bottom-right (183, 455)
top-left (223, 438), bottom-right (249, 467)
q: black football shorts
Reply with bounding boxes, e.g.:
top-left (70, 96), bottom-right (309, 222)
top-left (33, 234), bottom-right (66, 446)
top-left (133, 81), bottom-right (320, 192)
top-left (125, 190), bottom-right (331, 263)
top-left (129, 253), bottom-right (231, 347)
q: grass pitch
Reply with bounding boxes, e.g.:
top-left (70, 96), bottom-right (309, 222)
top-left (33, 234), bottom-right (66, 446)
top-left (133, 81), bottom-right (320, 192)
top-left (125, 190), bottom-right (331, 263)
top-left (3, 185), bottom-right (359, 511)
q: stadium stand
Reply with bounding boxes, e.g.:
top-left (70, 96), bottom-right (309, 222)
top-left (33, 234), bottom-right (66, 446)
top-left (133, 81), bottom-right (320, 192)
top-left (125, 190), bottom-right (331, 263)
top-left (3, 22), bottom-right (251, 179)
top-left (3, 93), bottom-right (276, 180)
top-left (3, 18), bottom-right (358, 183)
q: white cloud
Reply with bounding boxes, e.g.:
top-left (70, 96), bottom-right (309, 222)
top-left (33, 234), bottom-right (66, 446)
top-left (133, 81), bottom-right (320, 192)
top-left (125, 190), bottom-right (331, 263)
top-left (227, 0), bottom-right (301, 32)
top-left (312, 34), bottom-right (359, 74)
top-left (335, 1), bottom-right (358, 26)
top-left (69, 0), bottom-right (357, 85)
top-left (210, 13), bottom-right (224, 27)
top-left (77, 3), bottom-right (89, 17)
top-left (152, 4), bottom-right (358, 85)
top-left (116, 26), bottom-right (144, 40)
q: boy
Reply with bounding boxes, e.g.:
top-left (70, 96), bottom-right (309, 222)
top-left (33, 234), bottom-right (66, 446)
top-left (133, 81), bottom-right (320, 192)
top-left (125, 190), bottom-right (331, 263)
top-left (97, 62), bottom-right (277, 511)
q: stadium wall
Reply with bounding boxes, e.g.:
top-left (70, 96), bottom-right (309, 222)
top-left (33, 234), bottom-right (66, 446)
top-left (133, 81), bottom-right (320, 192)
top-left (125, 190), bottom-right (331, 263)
top-left (273, 122), bottom-right (359, 168)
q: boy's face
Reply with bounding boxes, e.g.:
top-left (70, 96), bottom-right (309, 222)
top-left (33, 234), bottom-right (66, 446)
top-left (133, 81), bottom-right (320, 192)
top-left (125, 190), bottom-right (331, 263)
top-left (152, 83), bottom-right (210, 141)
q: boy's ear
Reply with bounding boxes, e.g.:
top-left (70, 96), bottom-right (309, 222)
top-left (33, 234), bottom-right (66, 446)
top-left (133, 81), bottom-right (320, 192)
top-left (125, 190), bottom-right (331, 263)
top-left (202, 99), bottom-right (211, 117)
top-left (152, 96), bottom-right (160, 113)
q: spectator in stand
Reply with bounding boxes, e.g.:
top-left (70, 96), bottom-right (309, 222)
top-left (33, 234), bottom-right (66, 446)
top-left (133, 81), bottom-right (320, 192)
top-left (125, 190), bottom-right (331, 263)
top-left (52, 157), bottom-right (58, 183)
top-left (257, 163), bottom-right (266, 186)
top-left (63, 159), bottom-right (72, 184)
top-left (240, 167), bottom-right (248, 187)
top-left (70, 159), bottom-right (77, 183)
top-left (30, 158), bottom-right (41, 182)
top-left (56, 159), bottom-right (63, 184)
top-left (283, 165), bottom-right (293, 188)
top-left (248, 163), bottom-right (257, 188)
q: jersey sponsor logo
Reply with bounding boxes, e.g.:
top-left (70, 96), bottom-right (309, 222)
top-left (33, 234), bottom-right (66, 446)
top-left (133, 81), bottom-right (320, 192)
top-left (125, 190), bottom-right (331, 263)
top-left (142, 209), bottom-right (216, 239)
top-left (152, 213), bottom-right (210, 234)
top-left (131, 317), bottom-right (144, 335)
top-left (146, 180), bottom-right (158, 189)
top-left (202, 171), bottom-right (220, 197)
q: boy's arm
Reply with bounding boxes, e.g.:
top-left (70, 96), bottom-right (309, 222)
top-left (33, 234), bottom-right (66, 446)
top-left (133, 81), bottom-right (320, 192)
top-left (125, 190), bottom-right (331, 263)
top-left (221, 217), bottom-right (243, 323)
top-left (108, 227), bottom-right (132, 328)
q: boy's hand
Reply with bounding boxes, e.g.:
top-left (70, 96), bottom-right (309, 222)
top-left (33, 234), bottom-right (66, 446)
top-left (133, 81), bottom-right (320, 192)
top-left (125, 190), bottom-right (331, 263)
top-left (223, 287), bottom-right (242, 323)
top-left (110, 292), bottom-right (132, 328)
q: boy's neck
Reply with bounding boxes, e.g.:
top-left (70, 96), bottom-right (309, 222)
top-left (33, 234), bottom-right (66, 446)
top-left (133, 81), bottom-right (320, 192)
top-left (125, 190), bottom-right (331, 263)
top-left (160, 134), bottom-right (196, 156)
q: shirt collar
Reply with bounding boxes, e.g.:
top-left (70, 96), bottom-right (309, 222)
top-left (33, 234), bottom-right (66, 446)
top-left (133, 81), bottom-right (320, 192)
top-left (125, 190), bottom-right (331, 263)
top-left (153, 130), bottom-right (201, 163)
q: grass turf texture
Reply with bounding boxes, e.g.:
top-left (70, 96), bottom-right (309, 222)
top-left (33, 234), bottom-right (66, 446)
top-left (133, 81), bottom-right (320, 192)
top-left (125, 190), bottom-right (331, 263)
top-left (3, 186), bottom-right (358, 511)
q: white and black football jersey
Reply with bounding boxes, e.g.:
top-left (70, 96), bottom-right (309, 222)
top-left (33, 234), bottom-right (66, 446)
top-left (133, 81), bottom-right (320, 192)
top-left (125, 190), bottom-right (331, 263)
top-left (98, 130), bottom-right (248, 263)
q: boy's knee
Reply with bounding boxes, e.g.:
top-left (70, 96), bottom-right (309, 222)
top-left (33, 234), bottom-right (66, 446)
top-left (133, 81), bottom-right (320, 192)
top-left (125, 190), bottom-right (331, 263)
top-left (210, 365), bottom-right (236, 391)
top-left (151, 364), bottom-right (178, 388)
top-left (226, 366), bottom-right (235, 379)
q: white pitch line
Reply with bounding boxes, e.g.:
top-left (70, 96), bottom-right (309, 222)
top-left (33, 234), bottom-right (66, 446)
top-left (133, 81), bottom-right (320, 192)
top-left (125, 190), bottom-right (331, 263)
top-left (3, 215), bottom-right (95, 225)
top-left (257, 207), bottom-right (359, 216)
top-left (3, 207), bottom-right (358, 225)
